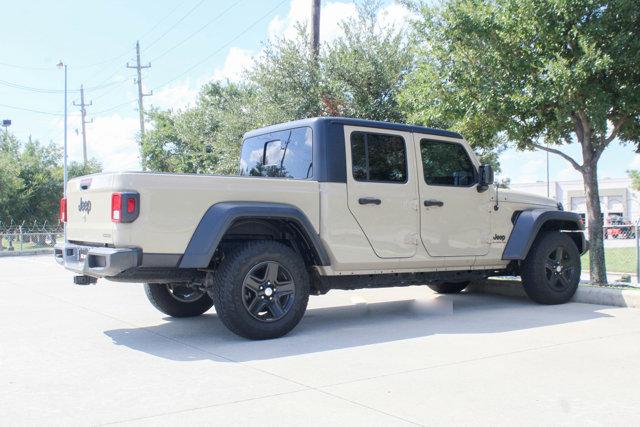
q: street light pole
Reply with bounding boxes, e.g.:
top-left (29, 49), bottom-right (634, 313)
top-left (57, 61), bottom-right (68, 242)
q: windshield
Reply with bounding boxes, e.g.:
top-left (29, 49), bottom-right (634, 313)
top-left (239, 127), bottom-right (313, 179)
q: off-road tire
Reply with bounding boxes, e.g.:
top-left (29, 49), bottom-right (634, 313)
top-left (521, 231), bottom-right (580, 304)
top-left (427, 282), bottom-right (469, 294)
top-left (210, 240), bottom-right (310, 340)
top-left (144, 283), bottom-right (214, 317)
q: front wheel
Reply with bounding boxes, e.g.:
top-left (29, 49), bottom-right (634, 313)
top-left (144, 283), bottom-right (214, 317)
top-left (521, 231), bottom-right (580, 304)
top-left (210, 241), bottom-right (310, 340)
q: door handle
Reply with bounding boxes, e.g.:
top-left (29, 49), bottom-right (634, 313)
top-left (423, 199), bottom-right (444, 207)
top-left (359, 197), bottom-right (382, 205)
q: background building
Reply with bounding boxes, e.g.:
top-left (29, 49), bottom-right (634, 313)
top-left (510, 178), bottom-right (639, 227)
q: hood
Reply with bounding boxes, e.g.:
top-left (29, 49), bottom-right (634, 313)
top-left (499, 189), bottom-right (558, 208)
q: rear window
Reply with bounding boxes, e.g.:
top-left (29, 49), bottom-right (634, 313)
top-left (239, 127), bottom-right (313, 179)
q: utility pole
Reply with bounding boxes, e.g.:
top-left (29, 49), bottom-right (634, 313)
top-left (127, 41), bottom-right (152, 138)
top-left (73, 85), bottom-right (92, 166)
top-left (311, 0), bottom-right (321, 59)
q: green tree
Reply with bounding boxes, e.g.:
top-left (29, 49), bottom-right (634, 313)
top-left (401, 0), bottom-right (640, 285)
top-left (629, 170), bottom-right (640, 191)
top-left (141, 1), bottom-right (414, 174)
top-left (321, 2), bottom-right (412, 121)
top-left (0, 131), bottom-right (102, 225)
top-left (141, 82), bottom-right (257, 175)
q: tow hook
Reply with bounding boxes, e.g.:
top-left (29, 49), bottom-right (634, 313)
top-left (73, 275), bottom-right (98, 285)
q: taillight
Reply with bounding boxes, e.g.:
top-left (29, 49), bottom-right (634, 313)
top-left (127, 197), bottom-right (136, 214)
top-left (60, 198), bottom-right (67, 223)
top-left (111, 192), bottom-right (139, 223)
top-left (111, 193), bottom-right (122, 222)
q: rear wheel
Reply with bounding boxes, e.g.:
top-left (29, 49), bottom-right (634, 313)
top-left (427, 282), bottom-right (469, 294)
top-left (144, 283), bottom-right (213, 317)
top-left (521, 231), bottom-right (580, 304)
top-left (210, 241), bottom-right (310, 340)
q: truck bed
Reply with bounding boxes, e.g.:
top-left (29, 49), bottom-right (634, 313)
top-left (65, 172), bottom-right (320, 255)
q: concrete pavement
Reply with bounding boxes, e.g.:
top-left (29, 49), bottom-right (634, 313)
top-left (1, 255), bottom-right (639, 426)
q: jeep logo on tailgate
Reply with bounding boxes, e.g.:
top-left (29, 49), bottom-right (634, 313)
top-left (78, 198), bottom-right (92, 214)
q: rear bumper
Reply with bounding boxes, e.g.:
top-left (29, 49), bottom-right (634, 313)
top-left (54, 243), bottom-right (141, 278)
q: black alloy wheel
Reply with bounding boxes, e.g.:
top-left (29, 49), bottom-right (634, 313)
top-left (521, 231), bottom-right (580, 304)
top-left (241, 261), bottom-right (296, 322)
top-left (543, 246), bottom-right (576, 292)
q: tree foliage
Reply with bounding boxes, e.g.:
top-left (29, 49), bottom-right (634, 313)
top-left (629, 169), bottom-right (640, 192)
top-left (141, 1), bottom-right (412, 175)
top-left (0, 132), bottom-right (101, 224)
top-left (401, 0), bottom-right (640, 284)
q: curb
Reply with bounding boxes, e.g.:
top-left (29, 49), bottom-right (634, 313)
top-left (0, 249), bottom-right (53, 258)
top-left (468, 279), bottom-right (640, 309)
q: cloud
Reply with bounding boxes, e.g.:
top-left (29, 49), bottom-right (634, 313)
top-left (267, 0), bottom-right (410, 44)
top-left (376, 3), bottom-right (413, 30)
top-left (629, 154), bottom-right (640, 170)
top-left (211, 47), bottom-right (255, 82)
top-left (58, 113), bottom-right (141, 172)
top-left (497, 148), bottom-right (546, 183)
top-left (149, 80), bottom-right (199, 111)
top-left (557, 165), bottom-right (581, 181)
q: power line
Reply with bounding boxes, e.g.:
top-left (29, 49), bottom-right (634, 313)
top-left (138, 0), bottom-right (192, 41)
top-left (0, 102), bottom-right (63, 116)
top-left (153, 0), bottom-right (288, 92)
top-left (144, 0), bottom-right (207, 51)
top-left (0, 61), bottom-right (53, 71)
top-left (149, 0), bottom-right (243, 63)
top-left (91, 98), bottom-right (138, 115)
top-left (90, 78), bottom-right (130, 102)
top-left (0, 77), bottom-right (128, 94)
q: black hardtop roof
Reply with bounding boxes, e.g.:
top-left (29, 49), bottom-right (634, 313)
top-left (243, 117), bottom-right (463, 139)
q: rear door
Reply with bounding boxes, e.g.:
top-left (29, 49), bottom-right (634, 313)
top-left (414, 135), bottom-right (491, 257)
top-left (344, 126), bottom-right (419, 258)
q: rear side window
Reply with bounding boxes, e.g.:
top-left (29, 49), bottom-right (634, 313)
top-left (420, 140), bottom-right (476, 186)
top-left (239, 127), bottom-right (313, 179)
top-left (351, 132), bottom-right (407, 183)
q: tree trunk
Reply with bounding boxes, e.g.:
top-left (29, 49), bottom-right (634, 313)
top-left (582, 162), bottom-right (607, 285)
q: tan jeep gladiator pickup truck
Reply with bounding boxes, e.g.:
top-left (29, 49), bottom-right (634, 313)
top-left (55, 117), bottom-right (587, 339)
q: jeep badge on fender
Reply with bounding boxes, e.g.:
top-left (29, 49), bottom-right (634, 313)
top-left (54, 117), bottom-right (587, 340)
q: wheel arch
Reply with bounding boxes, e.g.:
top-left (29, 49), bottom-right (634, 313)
top-left (178, 202), bottom-right (330, 269)
top-left (502, 209), bottom-right (587, 261)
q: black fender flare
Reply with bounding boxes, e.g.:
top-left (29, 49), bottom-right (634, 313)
top-left (179, 202), bottom-right (330, 268)
top-left (502, 209), bottom-right (586, 260)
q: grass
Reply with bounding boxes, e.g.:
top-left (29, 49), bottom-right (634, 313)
top-left (0, 237), bottom-right (52, 252)
top-left (581, 247), bottom-right (637, 274)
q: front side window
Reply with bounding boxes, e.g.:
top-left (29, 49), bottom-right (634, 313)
top-left (239, 127), bottom-right (313, 179)
top-left (351, 132), bottom-right (407, 183)
top-left (420, 140), bottom-right (476, 186)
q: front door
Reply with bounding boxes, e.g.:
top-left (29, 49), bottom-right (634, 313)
top-left (414, 135), bottom-right (492, 257)
top-left (344, 126), bottom-right (419, 258)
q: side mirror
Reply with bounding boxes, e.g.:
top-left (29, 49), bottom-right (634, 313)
top-left (477, 164), bottom-right (494, 192)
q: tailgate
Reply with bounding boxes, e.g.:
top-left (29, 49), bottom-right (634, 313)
top-left (66, 174), bottom-right (116, 245)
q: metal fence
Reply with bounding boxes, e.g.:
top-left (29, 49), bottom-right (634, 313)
top-left (0, 221), bottom-right (63, 253)
top-left (599, 220), bottom-right (639, 284)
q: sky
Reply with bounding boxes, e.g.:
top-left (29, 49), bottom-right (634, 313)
top-left (0, 0), bottom-right (638, 183)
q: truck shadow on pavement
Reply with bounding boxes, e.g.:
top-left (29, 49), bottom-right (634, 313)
top-left (103, 292), bottom-right (614, 362)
